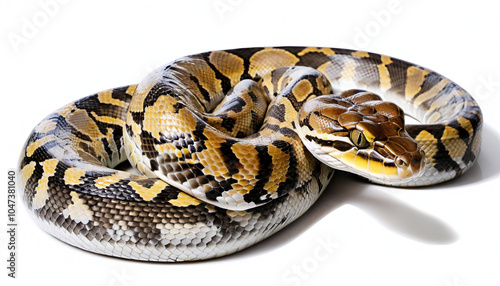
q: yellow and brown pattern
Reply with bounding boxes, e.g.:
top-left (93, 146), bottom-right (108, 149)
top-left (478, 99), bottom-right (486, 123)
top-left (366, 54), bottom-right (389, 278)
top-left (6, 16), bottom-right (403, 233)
top-left (18, 47), bottom-right (482, 262)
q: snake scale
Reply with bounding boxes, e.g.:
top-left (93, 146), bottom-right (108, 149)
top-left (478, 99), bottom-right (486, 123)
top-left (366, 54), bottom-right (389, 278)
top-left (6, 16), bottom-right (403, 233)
top-left (18, 47), bottom-right (482, 262)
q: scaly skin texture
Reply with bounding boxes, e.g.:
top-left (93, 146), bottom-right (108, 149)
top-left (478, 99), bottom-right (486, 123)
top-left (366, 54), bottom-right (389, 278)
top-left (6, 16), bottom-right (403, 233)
top-left (297, 90), bottom-right (425, 184)
top-left (18, 47), bottom-right (482, 261)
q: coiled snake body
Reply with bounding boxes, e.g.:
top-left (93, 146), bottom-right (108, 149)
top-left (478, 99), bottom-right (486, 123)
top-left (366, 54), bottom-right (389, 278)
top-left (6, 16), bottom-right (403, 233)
top-left (18, 47), bottom-right (482, 261)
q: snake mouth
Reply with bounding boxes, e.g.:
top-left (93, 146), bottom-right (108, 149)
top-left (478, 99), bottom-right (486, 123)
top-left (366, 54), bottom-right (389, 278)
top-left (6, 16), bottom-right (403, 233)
top-left (309, 143), bottom-right (426, 184)
top-left (299, 128), bottom-right (426, 184)
top-left (369, 135), bottom-right (427, 182)
top-left (324, 147), bottom-right (425, 183)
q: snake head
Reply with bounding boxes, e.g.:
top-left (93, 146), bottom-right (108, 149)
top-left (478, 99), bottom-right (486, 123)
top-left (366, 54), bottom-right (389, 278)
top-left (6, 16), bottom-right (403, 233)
top-left (297, 89), bottom-right (426, 184)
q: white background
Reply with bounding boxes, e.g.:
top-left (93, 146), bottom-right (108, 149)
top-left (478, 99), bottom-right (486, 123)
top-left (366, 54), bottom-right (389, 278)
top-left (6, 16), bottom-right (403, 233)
top-left (1, 0), bottom-right (500, 285)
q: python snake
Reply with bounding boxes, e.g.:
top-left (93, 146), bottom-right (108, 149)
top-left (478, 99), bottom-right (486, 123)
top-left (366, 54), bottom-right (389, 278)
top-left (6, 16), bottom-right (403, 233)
top-left (18, 47), bottom-right (482, 261)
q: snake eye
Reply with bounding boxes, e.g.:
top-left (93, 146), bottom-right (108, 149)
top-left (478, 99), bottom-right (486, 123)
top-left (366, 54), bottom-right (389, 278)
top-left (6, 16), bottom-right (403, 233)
top-left (349, 130), bottom-right (370, 149)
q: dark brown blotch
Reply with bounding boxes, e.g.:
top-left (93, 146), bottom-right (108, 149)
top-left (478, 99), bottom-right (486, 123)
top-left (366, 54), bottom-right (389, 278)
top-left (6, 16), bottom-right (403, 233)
top-left (338, 89), bottom-right (366, 98)
top-left (384, 141), bottom-right (407, 156)
top-left (319, 105), bottom-right (348, 121)
top-left (332, 141), bottom-right (353, 152)
top-left (372, 101), bottom-right (403, 118)
top-left (338, 112), bottom-right (363, 129)
top-left (308, 113), bottom-right (346, 134)
top-left (348, 92), bottom-right (382, 103)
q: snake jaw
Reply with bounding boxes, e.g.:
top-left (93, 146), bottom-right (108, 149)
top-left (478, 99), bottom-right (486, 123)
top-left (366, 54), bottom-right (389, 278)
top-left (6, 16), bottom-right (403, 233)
top-left (370, 133), bottom-right (427, 182)
top-left (298, 89), bottom-right (426, 184)
top-left (301, 133), bottom-right (425, 184)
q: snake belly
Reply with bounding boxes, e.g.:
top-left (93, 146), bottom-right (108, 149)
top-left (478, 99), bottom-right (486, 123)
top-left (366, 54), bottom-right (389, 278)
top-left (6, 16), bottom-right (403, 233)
top-left (17, 47), bottom-right (482, 262)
